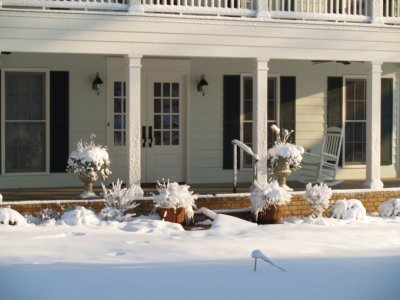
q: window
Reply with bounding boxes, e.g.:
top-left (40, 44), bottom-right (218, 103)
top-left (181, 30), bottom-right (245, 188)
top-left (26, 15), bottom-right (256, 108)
top-left (2, 70), bottom-right (48, 173)
top-left (240, 75), bottom-right (279, 168)
top-left (113, 81), bottom-right (126, 146)
top-left (344, 78), bottom-right (366, 165)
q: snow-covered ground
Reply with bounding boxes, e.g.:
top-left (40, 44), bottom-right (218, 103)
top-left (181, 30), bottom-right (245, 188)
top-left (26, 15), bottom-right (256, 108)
top-left (0, 211), bottom-right (399, 300)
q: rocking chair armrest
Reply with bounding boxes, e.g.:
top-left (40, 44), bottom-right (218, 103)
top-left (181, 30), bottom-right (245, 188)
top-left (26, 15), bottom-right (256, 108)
top-left (303, 152), bottom-right (321, 158)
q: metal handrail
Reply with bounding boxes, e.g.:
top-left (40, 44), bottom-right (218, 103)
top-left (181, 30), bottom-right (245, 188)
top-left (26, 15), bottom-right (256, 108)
top-left (232, 139), bottom-right (259, 193)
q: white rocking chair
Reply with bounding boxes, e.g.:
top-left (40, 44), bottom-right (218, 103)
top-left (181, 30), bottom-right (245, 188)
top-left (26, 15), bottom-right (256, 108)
top-left (297, 126), bottom-right (344, 187)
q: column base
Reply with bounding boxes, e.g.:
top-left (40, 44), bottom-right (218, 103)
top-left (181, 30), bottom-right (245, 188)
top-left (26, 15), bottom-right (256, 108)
top-left (363, 179), bottom-right (384, 189)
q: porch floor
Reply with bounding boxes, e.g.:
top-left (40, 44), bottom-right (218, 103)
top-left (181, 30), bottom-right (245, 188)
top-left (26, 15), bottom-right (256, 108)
top-left (1, 179), bottom-right (400, 202)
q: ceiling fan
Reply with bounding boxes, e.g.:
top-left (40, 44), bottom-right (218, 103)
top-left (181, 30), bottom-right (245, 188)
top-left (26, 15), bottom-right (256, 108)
top-left (311, 60), bottom-right (352, 65)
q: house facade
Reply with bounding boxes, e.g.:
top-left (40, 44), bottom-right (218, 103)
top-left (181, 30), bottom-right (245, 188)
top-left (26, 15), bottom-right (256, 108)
top-left (0, 0), bottom-right (399, 189)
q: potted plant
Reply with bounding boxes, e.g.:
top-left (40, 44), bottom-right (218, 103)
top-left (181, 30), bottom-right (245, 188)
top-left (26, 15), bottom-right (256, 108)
top-left (250, 180), bottom-right (292, 224)
top-left (304, 183), bottom-right (333, 218)
top-left (152, 180), bottom-right (198, 224)
top-left (66, 134), bottom-right (111, 198)
top-left (267, 125), bottom-right (304, 191)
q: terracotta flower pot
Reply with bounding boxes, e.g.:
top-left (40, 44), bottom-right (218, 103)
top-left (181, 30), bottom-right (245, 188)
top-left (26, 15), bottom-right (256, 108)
top-left (255, 206), bottom-right (282, 224)
top-left (157, 207), bottom-right (186, 224)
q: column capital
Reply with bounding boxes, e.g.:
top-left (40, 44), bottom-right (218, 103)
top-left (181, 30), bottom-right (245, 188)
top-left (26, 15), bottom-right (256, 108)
top-left (369, 61), bottom-right (383, 74)
top-left (126, 54), bottom-right (142, 68)
top-left (255, 58), bottom-right (270, 71)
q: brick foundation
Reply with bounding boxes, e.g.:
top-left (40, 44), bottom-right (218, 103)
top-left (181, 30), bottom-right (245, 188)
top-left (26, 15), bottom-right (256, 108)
top-left (1, 188), bottom-right (400, 219)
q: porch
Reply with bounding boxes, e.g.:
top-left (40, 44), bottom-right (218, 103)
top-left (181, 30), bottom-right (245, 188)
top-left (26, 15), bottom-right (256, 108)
top-left (1, 0), bottom-right (399, 26)
top-left (2, 178), bottom-right (400, 201)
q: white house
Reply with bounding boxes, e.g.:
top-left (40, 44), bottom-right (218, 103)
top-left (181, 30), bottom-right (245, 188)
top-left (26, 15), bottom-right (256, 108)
top-left (0, 0), bottom-right (399, 189)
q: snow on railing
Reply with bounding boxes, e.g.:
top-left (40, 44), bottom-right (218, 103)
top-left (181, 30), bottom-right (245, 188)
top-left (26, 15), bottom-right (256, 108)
top-left (232, 139), bottom-right (259, 193)
top-left (140, 0), bottom-right (256, 17)
top-left (269, 0), bottom-right (369, 23)
top-left (0, 0), bottom-right (399, 25)
top-left (382, 0), bottom-right (400, 24)
top-left (0, 0), bottom-right (130, 11)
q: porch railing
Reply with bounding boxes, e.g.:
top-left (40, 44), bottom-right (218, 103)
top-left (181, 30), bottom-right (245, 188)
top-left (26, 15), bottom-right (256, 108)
top-left (232, 139), bottom-right (259, 193)
top-left (1, 0), bottom-right (399, 25)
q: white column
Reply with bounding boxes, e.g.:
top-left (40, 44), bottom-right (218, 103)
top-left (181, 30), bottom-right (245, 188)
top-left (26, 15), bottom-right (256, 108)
top-left (256, 0), bottom-right (271, 19)
top-left (371, 0), bottom-right (384, 25)
top-left (126, 54), bottom-right (142, 186)
top-left (253, 58), bottom-right (269, 183)
top-left (364, 61), bottom-right (383, 189)
top-left (128, 0), bottom-right (144, 13)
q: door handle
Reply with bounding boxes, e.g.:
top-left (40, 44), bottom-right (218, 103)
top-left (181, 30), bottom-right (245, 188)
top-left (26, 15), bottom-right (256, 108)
top-left (148, 126), bottom-right (153, 148)
top-left (142, 126), bottom-right (147, 147)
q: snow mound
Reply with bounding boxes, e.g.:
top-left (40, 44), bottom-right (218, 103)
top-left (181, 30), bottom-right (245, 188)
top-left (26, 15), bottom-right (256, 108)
top-left (0, 208), bottom-right (27, 225)
top-left (120, 216), bottom-right (184, 234)
top-left (59, 206), bottom-right (100, 226)
top-left (379, 199), bottom-right (400, 217)
top-left (208, 214), bottom-right (257, 236)
top-left (329, 199), bottom-right (366, 220)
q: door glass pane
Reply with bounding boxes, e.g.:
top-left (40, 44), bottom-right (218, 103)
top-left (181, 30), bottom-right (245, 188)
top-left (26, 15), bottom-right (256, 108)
top-left (172, 83), bottom-right (179, 97)
top-left (172, 99), bottom-right (179, 113)
top-left (154, 83), bottom-right (161, 97)
top-left (113, 81), bottom-right (126, 146)
top-left (163, 131), bottom-right (170, 145)
top-left (153, 82), bottom-right (179, 147)
top-left (154, 115), bottom-right (161, 130)
top-left (114, 98), bottom-right (122, 113)
top-left (163, 99), bottom-right (170, 113)
top-left (172, 131), bottom-right (179, 145)
top-left (172, 115), bottom-right (179, 129)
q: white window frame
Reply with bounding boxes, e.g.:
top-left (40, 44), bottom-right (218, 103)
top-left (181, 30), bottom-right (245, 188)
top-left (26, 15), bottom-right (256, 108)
top-left (1, 68), bottom-right (50, 175)
top-left (239, 73), bottom-right (280, 169)
top-left (342, 75), bottom-right (367, 168)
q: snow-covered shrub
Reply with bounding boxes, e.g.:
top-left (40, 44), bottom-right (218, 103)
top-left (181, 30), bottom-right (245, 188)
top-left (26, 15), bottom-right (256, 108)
top-left (39, 208), bottom-right (60, 222)
top-left (378, 199), bottom-right (400, 217)
top-left (250, 180), bottom-right (291, 220)
top-left (152, 180), bottom-right (198, 222)
top-left (59, 206), bottom-right (100, 226)
top-left (100, 179), bottom-right (142, 222)
top-left (66, 134), bottom-right (111, 181)
top-left (0, 208), bottom-right (27, 225)
top-left (267, 125), bottom-right (304, 171)
top-left (328, 199), bottom-right (366, 220)
top-left (304, 183), bottom-right (333, 218)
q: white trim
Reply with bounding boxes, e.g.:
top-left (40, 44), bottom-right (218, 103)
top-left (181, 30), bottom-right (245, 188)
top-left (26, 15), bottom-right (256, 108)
top-left (1, 68), bottom-right (50, 176)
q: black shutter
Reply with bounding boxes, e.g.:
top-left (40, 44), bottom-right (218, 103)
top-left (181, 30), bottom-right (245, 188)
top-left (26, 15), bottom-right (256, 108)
top-left (327, 77), bottom-right (343, 128)
top-left (50, 71), bottom-right (69, 173)
top-left (280, 76), bottom-right (296, 141)
top-left (327, 77), bottom-right (343, 166)
top-left (381, 78), bottom-right (393, 165)
top-left (223, 75), bottom-right (241, 169)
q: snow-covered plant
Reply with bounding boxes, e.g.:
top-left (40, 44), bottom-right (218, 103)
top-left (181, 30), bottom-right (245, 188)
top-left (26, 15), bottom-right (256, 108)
top-left (39, 208), bottom-right (60, 222)
top-left (0, 208), bottom-right (27, 225)
top-left (250, 180), bottom-right (292, 219)
top-left (152, 180), bottom-right (198, 221)
top-left (100, 179), bottom-right (142, 222)
top-left (328, 199), bottom-right (366, 220)
top-left (66, 134), bottom-right (111, 181)
top-left (304, 183), bottom-right (333, 218)
top-left (267, 125), bottom-right (304, 171)
top-left (378, 199), bottom-right (400, 217)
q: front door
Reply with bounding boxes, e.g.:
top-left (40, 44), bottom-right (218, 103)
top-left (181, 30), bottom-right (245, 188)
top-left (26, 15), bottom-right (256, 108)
top-left (142, 73), bottom-right (185, 183)
top-left (106, 69), bottom-right (127, 183)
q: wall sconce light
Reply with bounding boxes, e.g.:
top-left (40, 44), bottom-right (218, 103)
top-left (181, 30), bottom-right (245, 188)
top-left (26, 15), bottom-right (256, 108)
top-left (92, 72), bottom-right (103, 95)
top-left (197, 74), bottom-right (208, 96)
